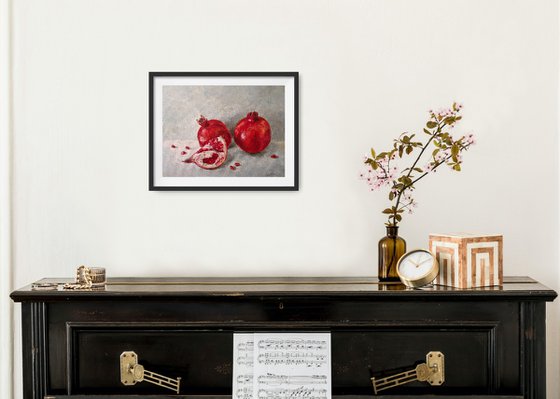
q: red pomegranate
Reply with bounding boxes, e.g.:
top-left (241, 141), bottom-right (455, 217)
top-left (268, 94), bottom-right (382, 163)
top-left (197, 116), bottom-right (232, 147)
top-left (234, 112), bottom-right (271, 154)
top-left (190, 136), bottom-right (228, 170)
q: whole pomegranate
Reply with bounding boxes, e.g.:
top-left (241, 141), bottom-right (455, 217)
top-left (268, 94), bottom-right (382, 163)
top-left (234, 112), bottom-right (271, 154)
top-left (197, 115), bottom-right (232, 147)
top-left (190, 136), bottom-right (228, 170)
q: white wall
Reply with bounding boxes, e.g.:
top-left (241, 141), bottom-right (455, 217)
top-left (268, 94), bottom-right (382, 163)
top-left (0, 0), bottom-right (12, 397)
top-left (7, 0), bottom-right (559, 397)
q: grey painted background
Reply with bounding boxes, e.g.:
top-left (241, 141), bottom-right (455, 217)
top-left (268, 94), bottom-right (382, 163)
top-left (162, 85), bottom-right (285, 177)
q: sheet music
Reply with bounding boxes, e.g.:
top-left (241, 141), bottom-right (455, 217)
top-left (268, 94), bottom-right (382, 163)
top-left (234, 334), bottom-right (255, 399)
top-left (233, 333), bottom-right (331, 399)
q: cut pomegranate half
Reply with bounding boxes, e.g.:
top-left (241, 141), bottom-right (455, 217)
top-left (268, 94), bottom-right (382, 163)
top-left (189, 136), bottom-right (228, 170)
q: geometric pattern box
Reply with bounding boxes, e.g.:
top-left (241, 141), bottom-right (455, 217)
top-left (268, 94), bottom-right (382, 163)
top-left (429, 233), bottom-right (503, 288)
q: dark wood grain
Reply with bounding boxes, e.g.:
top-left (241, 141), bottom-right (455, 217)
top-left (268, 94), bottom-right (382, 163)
top-left (45, 396), bottom-right (525, 399)
top-left (10, 276), bottom-right (557, 302)
top-left (12, 276), bottom-right (556, 399)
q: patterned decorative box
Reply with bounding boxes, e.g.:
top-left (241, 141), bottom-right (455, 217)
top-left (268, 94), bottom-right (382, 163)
top-left (429, 233), bottom-right (503, 288)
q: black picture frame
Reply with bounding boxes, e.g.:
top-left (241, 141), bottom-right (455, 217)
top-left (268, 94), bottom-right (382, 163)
top-left (149, 72), bottom-right (299, 191)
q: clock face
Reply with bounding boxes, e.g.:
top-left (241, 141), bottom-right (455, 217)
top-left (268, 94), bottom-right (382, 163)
top-left (397, 250), bottom-right (439, 287)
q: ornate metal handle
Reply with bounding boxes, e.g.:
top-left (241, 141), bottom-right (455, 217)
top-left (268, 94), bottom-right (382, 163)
top-left (120, 351), bottom-right (181, 394)
top-left (371, 351), bottom-right (445, 394)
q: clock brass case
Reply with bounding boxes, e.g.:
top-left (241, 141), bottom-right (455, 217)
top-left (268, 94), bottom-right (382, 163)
top-left (396, 249), bottom-right (439, 288)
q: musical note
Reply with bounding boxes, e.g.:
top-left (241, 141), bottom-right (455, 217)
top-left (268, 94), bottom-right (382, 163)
top-left (258, 339), bottom-right (327, 351)
top-left (257, 387), bottom-right (328, 399)
top-left (237, 353), bottom-right (254, 366)
top-left (238, 374), bottom-right (253, 384)
top-left (233, 334), bottom-right (255, 399)
top-left (238, 342), bottom-right (254, 351)
top-left (257, 373), bottom-right (327, 386)
top-left (233, 333), bottom-right (331, 399)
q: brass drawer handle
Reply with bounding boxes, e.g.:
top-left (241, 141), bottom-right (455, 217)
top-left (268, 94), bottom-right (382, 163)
top-left (120, 351), bottom-right (181, 394)
top-left (371, 351), bottom-right (445, 394)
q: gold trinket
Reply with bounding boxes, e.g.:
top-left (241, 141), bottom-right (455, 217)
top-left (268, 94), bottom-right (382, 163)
top-left (120, 351), bottom-right (181, 394)
top-left (371, 351), bottom-right (445, 394)
top-left (63, 265), bottom-right (106, 290)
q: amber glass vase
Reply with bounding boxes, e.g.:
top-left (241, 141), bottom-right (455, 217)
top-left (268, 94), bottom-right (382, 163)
top-left (378, 226), bottom-right (406, 281)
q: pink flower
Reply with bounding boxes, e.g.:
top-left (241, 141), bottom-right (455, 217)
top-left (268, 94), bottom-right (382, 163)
top-left (465, 133), bottom-right (476, 145)
top-left (425, 163), bottom-right (435, 172)
top-left (435, 152), bottom-right (446, 162)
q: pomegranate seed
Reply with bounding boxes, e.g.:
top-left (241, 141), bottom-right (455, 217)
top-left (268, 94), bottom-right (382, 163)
top-left (181, 151), bottom-right (187, 155)
top-left (203, 153), bottom-right (219, 164)
top-left (271, 154), bottom-right (279, 159)
top-left (171, 144), bottom-right (177, 148)
top-left (235, 162), bottom-right (241, 167)
top-left (230, 165), bottom-right (236, 170)
top-left (185, 146), bottom-right (190, 150)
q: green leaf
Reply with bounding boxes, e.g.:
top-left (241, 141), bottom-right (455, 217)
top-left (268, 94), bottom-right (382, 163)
top-left (389, 192), bottom-right (394, 201)
top-left (426, 121), bottom-right (437, 129)
top-left (413, 167), bottom-right (423, 172)
top-left (372, 162), bottom-right (378, 170)
top-left (406, 146), bottom-right (413, 155)
top-left (398, 146), bottom-right (404, 158)
top-left (453, 164), bottom-right (461, 171)
top-left (370, 148), bottom-right (376, 158)
top-left (451, 144), bottom-right (459, 157)
top-left (396, 214), bottom-right (402, 221)
top-left (423, 128), bottom-right (431, 135)
top-left (432, 148), bottom-right (440, 157)
top-left (382, 208), bottom-right (393, 214)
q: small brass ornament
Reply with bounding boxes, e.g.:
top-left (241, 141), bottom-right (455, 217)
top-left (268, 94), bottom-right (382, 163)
top-left (120, 351), bottom-right (181, 394)
top-left (63, 265), bottom-right (106, 290)
top-left (371, 351), bottom-right (445, 394)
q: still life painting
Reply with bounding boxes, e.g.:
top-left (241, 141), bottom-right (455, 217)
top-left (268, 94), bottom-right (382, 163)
top-left (149, 72), bottom-right (298, 190)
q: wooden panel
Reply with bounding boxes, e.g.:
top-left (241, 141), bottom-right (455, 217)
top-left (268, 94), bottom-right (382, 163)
top-left (44, 299), bottom-right (521, 394)
top-left (66, 325), bottom-right (497, 396)
top-left (69, 329), bottom-right (231, 395)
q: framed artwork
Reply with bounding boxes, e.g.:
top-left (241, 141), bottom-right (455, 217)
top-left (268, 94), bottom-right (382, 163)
top-left (149, 72), bottom-right (298, 191)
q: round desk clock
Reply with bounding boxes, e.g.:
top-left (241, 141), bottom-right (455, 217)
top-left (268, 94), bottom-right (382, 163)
top-left (396, 249), bottom-right (439, 288)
